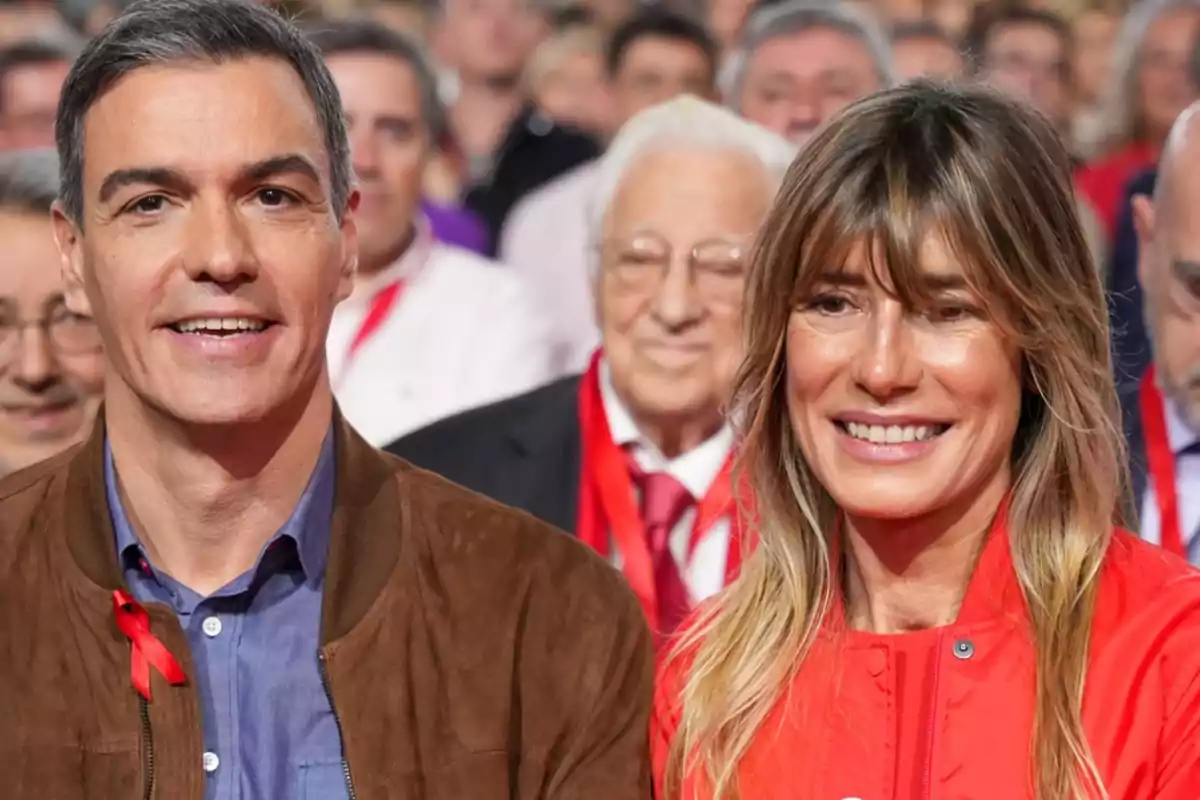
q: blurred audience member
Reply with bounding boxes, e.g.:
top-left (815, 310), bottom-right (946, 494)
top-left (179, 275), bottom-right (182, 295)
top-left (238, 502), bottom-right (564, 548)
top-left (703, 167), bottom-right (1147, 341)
top-left (722, 0), bottom-right (894, 147)
top-left (965, 6), bottom-right (1073, 135)
top-left (1078, 0), bottom-right (1200, 241)
top-left (0, 149), bottom-right (101, 477)
top-left (0, 37), bottom-right (80, 149)
top-left (312, 20), bottom-right (553, 445)
top-left (1071, 3), bottom-right (1119, 158)
top-left (368, 0), bottom-right (436, 40)
top-left (436, 0), bottom-right (600, 252)
top-left (502, 8), bottom-right (720, 373)
top-left (391, 97), bottom-right (793, 637)
top-left (525, 23), bottom-right (613, 135)
top-left (1126, 103), bottom-right (1200, 563)
top-left (891, 19), bottom-right (964, 82)
top-left (707, 0), bottom-right (755, 56)
top-left (0, 1), bottom-right (68, 46)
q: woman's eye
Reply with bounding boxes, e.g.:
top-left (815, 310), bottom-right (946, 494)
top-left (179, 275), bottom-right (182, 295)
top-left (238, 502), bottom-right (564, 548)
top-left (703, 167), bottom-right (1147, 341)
top-left (807, 294), bottom-right (853, 314)
top-left (927, 304), bottom-right (973, 323)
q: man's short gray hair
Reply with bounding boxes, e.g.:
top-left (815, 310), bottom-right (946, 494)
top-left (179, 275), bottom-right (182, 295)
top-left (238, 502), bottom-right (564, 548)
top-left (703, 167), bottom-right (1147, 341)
top-left (55, 0), bottom-right (351, 224)
top-left (0, 148), bottom-right (59, 216)
top-left (307, 17), bottom-right (447, 143)
top-left (721, 0), bottom-right (896, 109)
top-left (588, 94), bottom-right (795, 241)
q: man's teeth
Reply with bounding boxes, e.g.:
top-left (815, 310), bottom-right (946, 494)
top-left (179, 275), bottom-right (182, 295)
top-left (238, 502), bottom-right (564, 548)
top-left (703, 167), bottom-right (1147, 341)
top-left (844, 421), bottom-right (940, 444)
top-left (175, 318), bottom-right (267, 334)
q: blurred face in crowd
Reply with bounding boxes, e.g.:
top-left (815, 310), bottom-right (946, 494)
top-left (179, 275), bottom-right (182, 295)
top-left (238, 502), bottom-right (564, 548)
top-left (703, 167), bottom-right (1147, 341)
top-left (980, 20), bottom-right (1071, 131)
top-left (534, 44), bottom-right (612, 134)
top-left (786, 235), bottom-right (1021, 520)
top-left (708, 0), bottom-right (755, 54)
top-left (53, 58), bottom-right (357, 428)
top-left (1137, 8), bottom-right (1200, 145)
top-left (371, 1), bottom-right (432, 42)
top-left (892, 34), bottom-right (963, 82)
top-left (0, 58), bottom-right (69, 149)
top-left (327, 52), bottom-right (428, 274)
top-left (597, 147), bottom-right (770, 449)
top-left (738, 25), bottom-right (883, 147)
top-left (1135, 151), bottom-right (1200, 431)
top-left (610, 35), bottom-right (715, 129)
top-left (0, 210), bottom-right (102, 473)
top-left (439, 0), bottom-right (547, 84)
top-left (1073, 9), bottom-right (1117, 106)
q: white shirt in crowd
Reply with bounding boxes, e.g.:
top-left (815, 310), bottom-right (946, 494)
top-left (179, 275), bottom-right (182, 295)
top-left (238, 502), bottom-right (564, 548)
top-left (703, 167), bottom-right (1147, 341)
top-left (598, 359), bottom-right (733, 603)
top-left (329, 217), bottom-right (555, 447)
top-left (1140, 397), bottom-right (1200, 564)
top-left (501, 162), bottom-right (601, 376)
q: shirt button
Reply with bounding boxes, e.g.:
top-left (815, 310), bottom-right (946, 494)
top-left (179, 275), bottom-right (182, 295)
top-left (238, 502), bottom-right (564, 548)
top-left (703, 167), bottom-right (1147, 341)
top-left (202, 616), bottom-right (222, 638)
top-left (202, 751), bottom-right (220, 773)
top-left (953, 638), bottom-right (975, 660)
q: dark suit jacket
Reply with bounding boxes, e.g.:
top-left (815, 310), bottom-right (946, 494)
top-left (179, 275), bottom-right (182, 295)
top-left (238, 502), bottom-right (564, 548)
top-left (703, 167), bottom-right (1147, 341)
top-left (1120, 378), bottom-right (1149, 531)
top-left (1109, 168), bottom-right (1157, 388)
top-left (386, 375), bottom-right (584, 534)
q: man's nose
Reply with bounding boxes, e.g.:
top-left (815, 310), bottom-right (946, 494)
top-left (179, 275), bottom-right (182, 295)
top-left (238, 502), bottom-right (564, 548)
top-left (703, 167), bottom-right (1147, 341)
top-left (650, 257), bottom-right (704, 330)
top-left (12, 326), bottom-right (58, 392)
top-left (182, 202), bottom-right (259, 286)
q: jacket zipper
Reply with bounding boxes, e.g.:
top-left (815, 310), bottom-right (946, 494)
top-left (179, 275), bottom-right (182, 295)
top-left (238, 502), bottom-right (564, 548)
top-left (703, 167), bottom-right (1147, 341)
top-left (318, 651), bottom-right (358, 799)
top-left (140, 694), bottom-right (155, 800)
top-left (921, 633), bottom-right (944, 800)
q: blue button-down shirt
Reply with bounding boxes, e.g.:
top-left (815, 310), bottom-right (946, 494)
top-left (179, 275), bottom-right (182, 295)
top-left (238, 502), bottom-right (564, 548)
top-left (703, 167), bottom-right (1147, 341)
top-left (106, 431), bottom-right (350, 800)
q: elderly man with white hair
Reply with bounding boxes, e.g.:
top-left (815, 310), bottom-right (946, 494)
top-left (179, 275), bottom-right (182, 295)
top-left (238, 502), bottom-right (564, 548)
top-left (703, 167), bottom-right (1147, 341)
top-left (389, 95), bottom-right (793, 638)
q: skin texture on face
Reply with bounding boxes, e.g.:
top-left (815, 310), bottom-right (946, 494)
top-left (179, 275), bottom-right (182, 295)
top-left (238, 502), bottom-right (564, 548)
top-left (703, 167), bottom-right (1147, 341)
top-left (0, 211), bottom-right (102, 472)
top-left (0, 59), bottom-right (69, 149)
top-left (785, 235), bottom-right (1022, 522)
top-left (327, 52), bottom-right (428, 275)
top-left (738, 26), bottom-right (882, 147)
top-left (981, 21), bottom-right (1070, 131)
top-left (52, 57), bottom-right (357, 431)
top-left (596, 146), bottom-right (770, 455)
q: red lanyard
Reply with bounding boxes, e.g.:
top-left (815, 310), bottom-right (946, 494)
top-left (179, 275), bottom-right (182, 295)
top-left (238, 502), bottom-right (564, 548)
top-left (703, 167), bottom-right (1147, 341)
top-left (575, 351), bottom-right (748, 623)
top-left (1141, 366), bottom-right (1186, 558)
top-left (347, 280), bottom-right (406, 362)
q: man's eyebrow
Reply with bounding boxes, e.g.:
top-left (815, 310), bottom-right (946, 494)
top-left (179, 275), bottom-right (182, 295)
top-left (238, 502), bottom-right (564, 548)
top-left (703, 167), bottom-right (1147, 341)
top-left (96, 154), bottom-right (324, 205)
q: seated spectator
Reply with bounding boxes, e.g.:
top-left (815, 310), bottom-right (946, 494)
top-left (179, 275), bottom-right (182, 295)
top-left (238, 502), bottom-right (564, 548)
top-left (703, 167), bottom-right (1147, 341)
top-left (890, 19), bottom-right (964, 83)
top-left (391, 96), bottom-right (793, 639)
top-left (311, 20), bottom-right (554, 445)
top-left (0, 148), bottom-right (101, 476)
top-left (1124, 105), bottom-right (1200, 562)
top-left (525, 23), bottom-right (613, 137)
top-left (0, 36), bottom-right (81, 149)
top-left (502, 8), bottom-right (721, 374)
top-left (724, 0), bottom-right (894, 147)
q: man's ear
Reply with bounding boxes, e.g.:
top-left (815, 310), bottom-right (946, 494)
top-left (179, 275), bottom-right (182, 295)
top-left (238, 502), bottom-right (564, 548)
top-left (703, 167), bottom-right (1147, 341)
top-left (1132, 193), bottom-right (1157, 290)
top-left (51, 201), bottom-right (93, 317)
top-left (336, 187), bottom-right (361, 303)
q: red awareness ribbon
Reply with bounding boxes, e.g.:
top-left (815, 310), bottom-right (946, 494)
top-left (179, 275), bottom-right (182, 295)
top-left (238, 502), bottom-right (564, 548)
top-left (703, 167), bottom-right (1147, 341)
top-left (112, 590), bottom-right (186, 701)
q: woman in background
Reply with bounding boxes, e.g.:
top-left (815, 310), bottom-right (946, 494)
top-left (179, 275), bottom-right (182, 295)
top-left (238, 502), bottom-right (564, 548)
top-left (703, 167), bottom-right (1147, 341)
top-left (653, 82), bottom-right (1200, 799)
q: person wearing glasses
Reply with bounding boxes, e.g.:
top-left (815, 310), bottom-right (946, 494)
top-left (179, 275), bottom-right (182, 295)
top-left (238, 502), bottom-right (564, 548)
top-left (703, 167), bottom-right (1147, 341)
top-left (390, 96), bottom-right (793, 638)
top-left (0, 147), bottom-right (101, 476)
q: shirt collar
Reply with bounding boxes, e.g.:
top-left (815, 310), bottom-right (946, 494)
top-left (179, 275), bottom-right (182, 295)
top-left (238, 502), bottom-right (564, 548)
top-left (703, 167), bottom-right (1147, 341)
top-left (106, 425), bottom-right (338, 586)
top-left (597, 356), bottom-right (734, 498)
top-left (350, 213), bottom-right (435, 302)
top-left (1165, 396), bottom-right (1199, 456)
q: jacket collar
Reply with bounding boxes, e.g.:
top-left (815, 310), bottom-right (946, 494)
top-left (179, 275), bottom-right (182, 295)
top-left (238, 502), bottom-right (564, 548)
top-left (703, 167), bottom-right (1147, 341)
top-left (61, 408), bottom-right (402, 646)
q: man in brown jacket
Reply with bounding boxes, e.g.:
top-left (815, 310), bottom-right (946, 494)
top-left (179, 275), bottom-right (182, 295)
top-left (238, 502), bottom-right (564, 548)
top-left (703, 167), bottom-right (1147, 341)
top-left (0, 1), bottom-right (654, 798)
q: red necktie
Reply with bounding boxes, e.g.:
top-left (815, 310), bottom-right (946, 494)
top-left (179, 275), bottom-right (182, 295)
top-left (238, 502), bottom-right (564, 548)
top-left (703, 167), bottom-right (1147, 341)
top-left (628, 458), bottom-right (695, 635)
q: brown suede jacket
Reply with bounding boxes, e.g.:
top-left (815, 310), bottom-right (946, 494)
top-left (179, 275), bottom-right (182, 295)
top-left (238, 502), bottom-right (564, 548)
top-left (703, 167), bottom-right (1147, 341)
top-left (0, 416), bottom-right (654, 799)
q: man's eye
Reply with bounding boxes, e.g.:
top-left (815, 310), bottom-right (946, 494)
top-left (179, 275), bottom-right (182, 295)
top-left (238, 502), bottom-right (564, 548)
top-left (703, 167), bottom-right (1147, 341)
top-left (128, 195), bottom-right (166, 215)
top-left (257, 188), bottom-right (297, 207)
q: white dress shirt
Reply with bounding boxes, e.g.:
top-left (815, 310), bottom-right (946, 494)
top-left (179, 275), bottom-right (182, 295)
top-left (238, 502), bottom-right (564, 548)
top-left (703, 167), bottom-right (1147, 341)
top-left (329, 218), bottom-right (555, 447)
top-left (500, 162), bottom-right (601, 376)
top-left (598, 360), bottom-right (734, 603)
top-left (1140, 397), bottom-right (1200, 563)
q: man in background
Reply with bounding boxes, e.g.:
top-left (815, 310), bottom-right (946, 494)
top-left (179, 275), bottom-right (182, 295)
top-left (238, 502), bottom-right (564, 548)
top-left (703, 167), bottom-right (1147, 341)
top-left (435, 0), bottom-right (600, 250)
top-left (891, 18), bottom-right (963, 82)
top-left (0, 36), bottom-right (79, 149)
top-left (312, 19), bottom-right (554, 446)
top-left (0, 148), bottom-right (101, 476)
top-left (1126, 102), bottom-right (1200, 564)
top-left (724, 0), bottom-right (893, 147)
top-left (501, 8), bottom-right (720, 374)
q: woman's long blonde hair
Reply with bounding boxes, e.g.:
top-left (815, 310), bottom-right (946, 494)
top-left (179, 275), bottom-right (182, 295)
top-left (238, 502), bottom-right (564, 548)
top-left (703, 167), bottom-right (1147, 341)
top-left (663, 82), bottom-right (1129, 800)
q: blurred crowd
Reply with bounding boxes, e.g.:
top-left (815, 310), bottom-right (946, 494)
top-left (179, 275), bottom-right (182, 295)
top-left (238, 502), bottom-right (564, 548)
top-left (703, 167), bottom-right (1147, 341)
top-left (0, 0), bottom-right (1195, 549)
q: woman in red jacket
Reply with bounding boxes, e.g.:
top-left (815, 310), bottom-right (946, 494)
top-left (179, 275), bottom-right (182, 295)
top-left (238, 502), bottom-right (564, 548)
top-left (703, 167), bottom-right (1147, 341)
top-left (653, 82), bottom-right (1200, 800)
